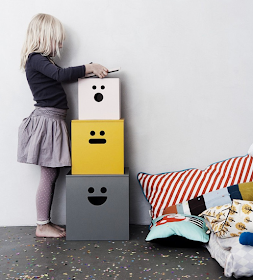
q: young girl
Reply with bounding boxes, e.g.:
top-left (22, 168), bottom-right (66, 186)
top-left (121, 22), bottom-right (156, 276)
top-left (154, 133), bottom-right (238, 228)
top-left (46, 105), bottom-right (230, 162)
top-left (18, 13), bottom-right (108, 238)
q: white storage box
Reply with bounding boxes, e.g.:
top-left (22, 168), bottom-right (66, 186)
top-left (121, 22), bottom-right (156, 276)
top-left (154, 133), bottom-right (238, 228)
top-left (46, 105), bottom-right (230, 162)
top-left (78, 78), bottom-right (120, 120)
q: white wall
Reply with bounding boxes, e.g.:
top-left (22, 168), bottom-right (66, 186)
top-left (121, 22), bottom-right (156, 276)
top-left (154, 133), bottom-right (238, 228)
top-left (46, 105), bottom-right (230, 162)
top-left (1, 0), bottom-right (253, 226)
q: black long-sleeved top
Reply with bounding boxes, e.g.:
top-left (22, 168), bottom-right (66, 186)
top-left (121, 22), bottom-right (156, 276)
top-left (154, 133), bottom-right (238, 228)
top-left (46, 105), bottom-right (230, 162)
top-left (26, 53), bottom-right (86, 109)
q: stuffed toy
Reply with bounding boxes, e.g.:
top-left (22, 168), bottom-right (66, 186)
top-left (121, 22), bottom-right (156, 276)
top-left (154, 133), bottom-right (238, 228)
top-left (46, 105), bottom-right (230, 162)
top-left (239, 232), bottom-right (253, 246)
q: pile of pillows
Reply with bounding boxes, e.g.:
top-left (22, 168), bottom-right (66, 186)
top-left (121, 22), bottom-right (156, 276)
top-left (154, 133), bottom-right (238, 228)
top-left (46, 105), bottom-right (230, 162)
top-left (137, 154), bottom-right (253, 243)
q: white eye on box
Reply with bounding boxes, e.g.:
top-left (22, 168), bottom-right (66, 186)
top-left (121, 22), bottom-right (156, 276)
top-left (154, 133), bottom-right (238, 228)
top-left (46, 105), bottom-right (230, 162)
top-left (78, 77), bottom-right (121, 120)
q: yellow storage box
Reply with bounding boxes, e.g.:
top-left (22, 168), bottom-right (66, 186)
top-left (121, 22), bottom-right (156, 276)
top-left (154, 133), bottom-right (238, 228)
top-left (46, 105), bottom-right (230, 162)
top-left (71, 120), bottom-right (124, 175)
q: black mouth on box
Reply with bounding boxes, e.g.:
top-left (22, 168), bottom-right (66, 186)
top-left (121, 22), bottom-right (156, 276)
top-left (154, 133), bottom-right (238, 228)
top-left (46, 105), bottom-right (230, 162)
top-left (89, 139), bottom-right (106, 144)
top-left (88, 196), bottom-right (107, 205)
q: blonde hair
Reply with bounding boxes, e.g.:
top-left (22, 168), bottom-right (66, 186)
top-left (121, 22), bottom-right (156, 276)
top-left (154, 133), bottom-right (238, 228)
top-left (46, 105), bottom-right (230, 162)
top-left (20, 13), bottom-right (65, 69)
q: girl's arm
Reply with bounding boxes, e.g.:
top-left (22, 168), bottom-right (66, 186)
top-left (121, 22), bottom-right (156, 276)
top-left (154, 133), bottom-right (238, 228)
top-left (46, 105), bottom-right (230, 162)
top-left (29, 53), bottom-right (85, 82)
top-left (29, 53), bottom-right (108, 81)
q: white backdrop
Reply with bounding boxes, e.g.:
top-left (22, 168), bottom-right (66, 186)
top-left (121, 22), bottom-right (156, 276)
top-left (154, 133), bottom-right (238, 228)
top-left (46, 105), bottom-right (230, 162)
top-left (1, 0), bottom-right (253, 226)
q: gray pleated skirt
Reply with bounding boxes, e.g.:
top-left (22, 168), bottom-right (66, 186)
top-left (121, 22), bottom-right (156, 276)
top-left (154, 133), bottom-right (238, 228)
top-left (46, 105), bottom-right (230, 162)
top-left (17, 107), bottom-right (71, 167)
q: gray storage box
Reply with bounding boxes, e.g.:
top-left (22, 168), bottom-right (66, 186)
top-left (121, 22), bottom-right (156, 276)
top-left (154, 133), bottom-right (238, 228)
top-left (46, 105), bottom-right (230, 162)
top-left (66, 168), bottom-right (129, 240)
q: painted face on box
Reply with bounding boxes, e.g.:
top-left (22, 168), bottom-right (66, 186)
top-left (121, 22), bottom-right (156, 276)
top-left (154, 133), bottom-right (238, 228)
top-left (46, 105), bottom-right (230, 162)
top-left (78, 78), bottom-right (120, 120)
top-left (89, 130), bottom-right (106, 144)
top-left (88, 186), bottom-right (107, 205)
top-left (92, 84), bottom-right (105, 102)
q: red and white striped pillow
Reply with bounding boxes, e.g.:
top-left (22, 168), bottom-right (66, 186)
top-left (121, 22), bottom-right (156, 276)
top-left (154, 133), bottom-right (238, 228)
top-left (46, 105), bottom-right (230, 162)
top-left (137, 155), bottom-right (253, 220)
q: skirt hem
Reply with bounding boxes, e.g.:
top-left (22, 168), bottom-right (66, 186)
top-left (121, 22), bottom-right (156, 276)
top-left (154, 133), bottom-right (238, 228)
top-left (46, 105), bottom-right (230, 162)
top-left (17, 158), bottom-right (71, 168)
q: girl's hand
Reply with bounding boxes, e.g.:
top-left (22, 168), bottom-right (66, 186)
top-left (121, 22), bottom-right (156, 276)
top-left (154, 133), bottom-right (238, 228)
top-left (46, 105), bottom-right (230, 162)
top-left (85, 63), bottom-right (108, 78)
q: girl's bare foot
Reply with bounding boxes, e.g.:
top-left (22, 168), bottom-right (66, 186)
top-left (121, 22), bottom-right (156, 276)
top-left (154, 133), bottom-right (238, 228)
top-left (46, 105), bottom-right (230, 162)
top-left (49, 222), bottom-right (66, 232)
top-left (36, 223), bottom-right (66, 238)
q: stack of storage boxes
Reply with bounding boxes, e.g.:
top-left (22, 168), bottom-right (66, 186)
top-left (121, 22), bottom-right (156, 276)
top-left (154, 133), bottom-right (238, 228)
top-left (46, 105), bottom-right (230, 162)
top-left (66, 77), bottom-right (129, 240)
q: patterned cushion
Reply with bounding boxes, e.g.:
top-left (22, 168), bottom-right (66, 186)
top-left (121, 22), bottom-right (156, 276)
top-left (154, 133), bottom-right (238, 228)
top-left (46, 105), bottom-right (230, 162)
top-left (137, 155), bottom-right (253, 220)
top-left (200, 204), bottom-right (232, 236)
top-left (145, 213), bottom-right (209, 243)
top-left (162, 182), bottom-right (253, 216)
top-left (228, 238), bottom-right (253, 277)
top-left (206, 233), bottom-right (253, 278)
top-left (222, 199), bottom-right (253, 238)
top-left (201, 200), bottom-right (253, 238)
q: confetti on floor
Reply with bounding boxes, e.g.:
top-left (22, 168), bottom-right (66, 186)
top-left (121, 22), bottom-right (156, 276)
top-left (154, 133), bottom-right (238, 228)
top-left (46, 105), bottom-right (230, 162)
top-left (0, 225), bottom-right (240, 280)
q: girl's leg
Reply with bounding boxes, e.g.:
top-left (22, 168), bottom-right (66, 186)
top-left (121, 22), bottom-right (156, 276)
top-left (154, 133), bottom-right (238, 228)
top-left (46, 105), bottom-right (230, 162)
top-left (36, 166), bottom-right (65, 238)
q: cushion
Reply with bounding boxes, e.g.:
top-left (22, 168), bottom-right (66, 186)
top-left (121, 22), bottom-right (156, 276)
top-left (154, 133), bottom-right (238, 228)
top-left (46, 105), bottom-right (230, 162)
top-left (162, 182), bottom-right (253, 216)
top-left (137, 155), bottom-right (253, 220)
top-left (201, 199), bottom-right (253, 238)
top-left (199, 204), bottom-right (232, 236)
top-left (222, 199), bottom-right (253, 238)
top-left (145, 213), bottom-right (209, 243)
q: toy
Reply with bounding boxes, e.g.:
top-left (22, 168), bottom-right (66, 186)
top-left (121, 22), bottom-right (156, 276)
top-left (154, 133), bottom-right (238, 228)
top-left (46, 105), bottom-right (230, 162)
top-left (239, 232), bottom-right (253, 246)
